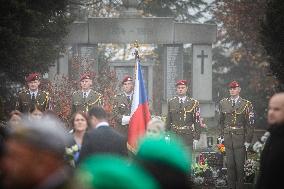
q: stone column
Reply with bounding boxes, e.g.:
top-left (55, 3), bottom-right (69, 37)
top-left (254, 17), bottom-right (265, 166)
top-left (161, 44), bottom-right (183, 115)
top-left (192, 44), bottom-right (215, 117)
top-left (77, 44), bottom-right (99, 74)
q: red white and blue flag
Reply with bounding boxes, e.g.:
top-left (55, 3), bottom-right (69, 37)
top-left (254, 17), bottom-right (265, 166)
top-left (127, 59), bottom-right (151, 151)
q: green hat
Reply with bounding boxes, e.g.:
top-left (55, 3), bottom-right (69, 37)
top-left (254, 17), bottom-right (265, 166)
top-left (76, 155), bottom-right (160, 189)
top-left (136, 136), bottom-right (191, 174)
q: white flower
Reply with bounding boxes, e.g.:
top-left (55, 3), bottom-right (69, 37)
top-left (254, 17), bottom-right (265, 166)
top-left (253, 141), bottom-right (263, 153)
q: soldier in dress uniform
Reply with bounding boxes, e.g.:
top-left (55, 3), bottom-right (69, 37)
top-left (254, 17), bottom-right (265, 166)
top-left (112, 76), bottom-right (133, 137)
top-left (218, 81), bottom-right (255, 189)
top-left (166, 80), bottom-right (202, 150)
top-left (15, 73), bottom-right (49, 113)
top-left (71, 73), bottom-right (103, 114)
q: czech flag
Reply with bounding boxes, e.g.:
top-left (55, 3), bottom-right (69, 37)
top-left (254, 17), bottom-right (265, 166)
top-left (127, 59), bottom-right (151, 152)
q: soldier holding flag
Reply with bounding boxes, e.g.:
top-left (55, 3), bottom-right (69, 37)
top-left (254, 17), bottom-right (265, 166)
top-left (218, 80), bottom-right (255, 189)
top-left (112, 76), bottom-right (134, 137)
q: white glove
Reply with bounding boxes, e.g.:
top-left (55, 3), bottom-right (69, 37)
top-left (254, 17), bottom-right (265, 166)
top-left (193, 139), bottom-right (199, 150)
top-left (244, 142), bottom-right (250, 151)
top-left (121, 115), bottom-right (130, 125)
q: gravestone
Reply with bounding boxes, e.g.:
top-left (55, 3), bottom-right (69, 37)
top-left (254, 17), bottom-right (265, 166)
top-left (163, 44), bottom-right (183, 100)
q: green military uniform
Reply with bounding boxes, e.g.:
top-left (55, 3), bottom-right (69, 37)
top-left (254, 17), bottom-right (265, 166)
top-left (71, 89), bottom-right (103, 114)
top-left (15, 89), bottom-right (49, 113)
top-left (166, 96), bottom-right (202, 148)
top-left (219, 97), bottom-right (254, 189)
top-left (112, 93), bottom-right (132, 136)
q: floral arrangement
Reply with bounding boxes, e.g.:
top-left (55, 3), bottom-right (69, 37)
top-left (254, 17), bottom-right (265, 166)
top-left (217, 143), bottom-right (225, 154)
top-left (244, 158), bottom-right (258, 183)
top-left (242, 131), bottom-right (270, 183)
top-left (65, 144), bottom-right (80, 167)
top-left (253, 131), bottom-right (270, 156)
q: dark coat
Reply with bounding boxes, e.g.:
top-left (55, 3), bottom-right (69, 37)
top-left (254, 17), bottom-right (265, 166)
top-left (78, 126), bottom-right (128, 163)
top-left (255, 124), bottom-right (284, 189)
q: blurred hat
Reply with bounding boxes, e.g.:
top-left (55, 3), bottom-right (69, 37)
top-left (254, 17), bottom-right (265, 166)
top-left (175, 80), bottom-right (187, 86)
top-left (136, 136), bottom-right (191, 174)
top-left (229, 81), bottom-right (240, 88)
top-left (76, 155), bottom-right (159, 189)
top-left (122, 76), bottom-right (133, 84)
top-left (8, 118), bottom-right (71, 157)
top-left (26, 73), bottom-right (40, 82)
top-left (80, 73), bottom-right (92, 81)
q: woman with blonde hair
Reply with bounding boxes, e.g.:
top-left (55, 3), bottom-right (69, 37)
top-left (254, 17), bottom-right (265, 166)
top-left (146, 118), bottom-right (166, 139)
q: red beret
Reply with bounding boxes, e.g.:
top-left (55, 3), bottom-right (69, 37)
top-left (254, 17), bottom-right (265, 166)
top-left (176, 80), bottom-right (187, 86)
top-left (122, 76), bottom-right (133, 84)
top-left (26, 73), bottom-right (40, 82)
top-left (80, 73), bottom-right (92, 81)
top-left (229, 81), bottom-right (240, 88)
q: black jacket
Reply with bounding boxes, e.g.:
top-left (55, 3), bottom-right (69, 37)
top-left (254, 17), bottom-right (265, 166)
top-left (255, 124), bottom-right (284, 189)
top-left (78, 126), bottom-right (128, 163)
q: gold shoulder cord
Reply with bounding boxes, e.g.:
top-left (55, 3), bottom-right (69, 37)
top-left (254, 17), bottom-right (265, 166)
top-left (232, 101), bottom-right (249, 125)
top-left (183, 99), bottom-right (197, 121)
top-left (88, 94), bottom-right (102, 106)
top-left (39, 92), bottom-right (49, 107)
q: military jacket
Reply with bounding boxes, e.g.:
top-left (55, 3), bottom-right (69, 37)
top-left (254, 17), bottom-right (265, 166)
top-left (112, 93), bottom-right (132, 126)
top-left (15, 90), bottom-right (49, 113)
top-left (218, 97), bottom-right (255, 143)
top-left (166, 96), bottom-right (201, 139)
top-left (71, 89), bottom-right (103, 114)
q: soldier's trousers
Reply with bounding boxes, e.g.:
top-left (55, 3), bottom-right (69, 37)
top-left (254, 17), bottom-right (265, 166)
top-left (224, 132), bottom-right (245, 189)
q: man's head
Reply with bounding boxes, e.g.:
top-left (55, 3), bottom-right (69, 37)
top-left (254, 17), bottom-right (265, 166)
top-left (122, 76), bottom-right (133, 94)
top-left (175, 80), bottom-right (188, 97)
top-left (26, 73), bottom-right (40, 92)
top-left (80, 73), bottom-right (93, 91)
top-left (267, 93), bottom-right (284, 126)
top-left (88, 106), bottom-right (108, 128)
top-left (228, 81), bottom-right (241, 98)
top-left (0, 118), bottom-right (70, 189)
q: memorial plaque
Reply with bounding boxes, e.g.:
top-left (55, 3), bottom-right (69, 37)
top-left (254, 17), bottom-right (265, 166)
top-left (113, 65), bottom-right (148, 93)
top-left (163, 44), bottom-right (183, 100)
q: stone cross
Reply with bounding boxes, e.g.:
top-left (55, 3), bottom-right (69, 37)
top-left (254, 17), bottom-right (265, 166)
top-left (197, 50), bottom-right (208, 74)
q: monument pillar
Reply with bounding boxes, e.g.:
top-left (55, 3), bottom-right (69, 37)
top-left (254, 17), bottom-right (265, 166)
top-left (192, 44), bottom-right (215, 117)
top-left (75, 44), bottom-right (99, 75)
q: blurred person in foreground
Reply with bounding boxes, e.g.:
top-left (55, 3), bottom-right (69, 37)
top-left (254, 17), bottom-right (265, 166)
top-left (28, 104), bottom-right (44, 120)
top-left (72, 154), bottom-right (159, 189)
top-left (79, 106), bottom-right (127, 163)
top-left (7, 110), bottom-right (22, 128)
top-left (146, 118), bottom-right (166, 139)
top-left (135, 136), bottom-right (192, 189)
top-left (255, 93), bottom-right (284, 189)
top-left (15, 72), bottom-right (49, 113)
top-left (218, 81), bottom-right (255, 189)
top-left (112, 75), bottom-right (134, 137)
top-left (0, 117), bottom-right (73, 189)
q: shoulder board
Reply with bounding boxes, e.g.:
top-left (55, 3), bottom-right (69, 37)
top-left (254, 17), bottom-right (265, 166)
top-left (19, 90), bottom-right (28, 95)
top-left (191, 98), bottom-right (199, 105)
top-left (94, 91), bottom-right (102, 97)
top-left (168, 96), bottom-right (178, 102)
top-left (72, 91), bottom-right (79, 95)
top-left (220, 98), bottom-right (229, 102)
top-left (42, 90), bottom-right (49, 95)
